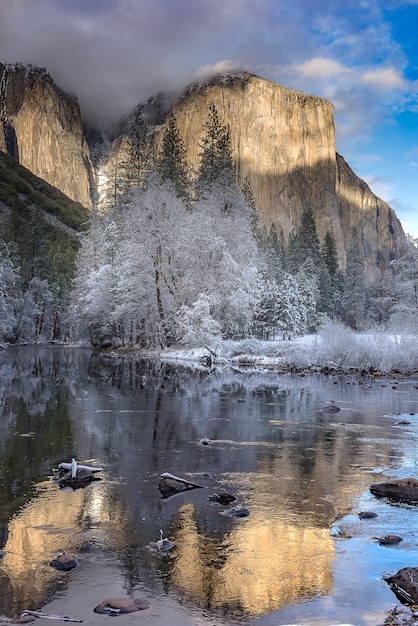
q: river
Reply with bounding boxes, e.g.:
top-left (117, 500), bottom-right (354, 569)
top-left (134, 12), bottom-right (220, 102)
top-left (0, 346), bottom-right (418, 626)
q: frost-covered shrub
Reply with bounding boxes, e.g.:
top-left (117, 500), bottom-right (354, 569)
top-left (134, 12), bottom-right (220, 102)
top-left (175, 294), bottom-right (222, 349)
top-left (314, 319), bottom-right (356, 367)
top-left (305, 320), bottom-right (418, 372)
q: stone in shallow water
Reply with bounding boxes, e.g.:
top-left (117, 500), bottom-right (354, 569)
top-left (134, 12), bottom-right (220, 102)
top-left (93, 597), bottom-right (150, 614)
top-left (385, 567), bottom-right (418, 604)
top-left (49, 552), bottom-right (78, 571)
top-left (358, 511), bottom-right (378, 519)
top-left (375, 534), bottom-right (403, 546)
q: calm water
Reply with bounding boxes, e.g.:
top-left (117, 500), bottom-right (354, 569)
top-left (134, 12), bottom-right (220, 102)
top-left (1, 346), bottom-right (418, 626)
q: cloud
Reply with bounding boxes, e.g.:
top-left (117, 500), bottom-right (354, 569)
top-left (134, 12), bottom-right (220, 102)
top-left (0, 0), bottom-right (415, 140)
top-left (361, 67), bottom-right (406, 90)
top-left (294, 57), bottom-right (352, 79)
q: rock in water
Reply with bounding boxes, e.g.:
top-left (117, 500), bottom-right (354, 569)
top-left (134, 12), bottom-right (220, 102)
top-left (375, 534), bottom-right (403, 546)
top-left (208, 492), bottom-right (237, 505)
top-left (385, 567), bottom-right (418, 604)
top-left (358, 511), bottom-right (378, 519)
top-left (93, 597), bottom-right (150, 614)
top-left (50, 552), bottom-right (79, 571)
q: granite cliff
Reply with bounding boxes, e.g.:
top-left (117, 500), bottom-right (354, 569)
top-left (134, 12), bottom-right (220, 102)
top-left (0, 63), bottom-right (93, 208)
top-left (0, 65), bottom-right (404, 276)
top-left (146, 73), bottom-right (403, 275)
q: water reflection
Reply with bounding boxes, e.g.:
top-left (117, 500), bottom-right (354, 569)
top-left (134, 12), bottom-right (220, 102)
top-left (0, 347), bottom-right (417, 624)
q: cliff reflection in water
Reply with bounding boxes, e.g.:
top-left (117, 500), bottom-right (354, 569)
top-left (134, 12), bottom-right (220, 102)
top-left (0, 347), bottom-right (414, 621)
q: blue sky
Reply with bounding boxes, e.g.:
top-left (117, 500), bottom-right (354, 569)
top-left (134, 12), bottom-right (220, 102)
top-left (0, 0), bottom-right (417, 236)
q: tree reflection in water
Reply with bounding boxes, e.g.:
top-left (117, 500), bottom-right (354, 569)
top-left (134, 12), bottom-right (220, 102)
top-left (0, 346), bottom-right (417, 624)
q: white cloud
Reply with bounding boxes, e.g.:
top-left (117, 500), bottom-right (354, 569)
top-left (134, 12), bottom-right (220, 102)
top-left (195, 60), bottom-right (248, 81)
top-left (361, 67), bottom-right (406, 90)
top-left (295, 57), bottom-right (351, 79)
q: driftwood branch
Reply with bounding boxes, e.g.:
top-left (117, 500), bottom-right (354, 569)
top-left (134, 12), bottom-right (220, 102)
top-left (21, 611), bottom-right (83, 622)
top-left (159, 472), bottom-right (204, 488)
top-left (57, 463), bottom-right (103, 473)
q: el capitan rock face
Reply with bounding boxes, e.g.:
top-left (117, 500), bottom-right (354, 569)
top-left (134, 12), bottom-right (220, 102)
top-left (0, 63), bottom-right (93, 208)
top-left (0, 66), bottom-right (405, 274)
top-left (152, 73), bottom-right (403, 273)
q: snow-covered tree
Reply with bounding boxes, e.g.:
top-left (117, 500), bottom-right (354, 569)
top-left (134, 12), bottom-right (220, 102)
top-left (342, 229), bottom-right (366, 330)
top-left (389, 235), bottom-right (418, 332)
top-left (72, 172), bottom-right (260, 347)
top-left (275, 273), bottom-right (308, 338)
top-left (252, 275), bottom-right (283, 340)
top-left (175, 294), bottom-right (222, 348)
top-left (0, 243), bottom-right (18, 342)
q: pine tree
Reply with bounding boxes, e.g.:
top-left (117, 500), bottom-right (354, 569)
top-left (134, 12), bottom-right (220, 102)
top-left (240, 174), bottom-right (260, 239)
top-left (342, 228), bottom-right (366, 330)
top-left (322, 230), bottom-right (339, 278)
top-left (128, 104), bottom-right (149, 186)
top-left (318, 230), bottom-right (340, 316)
top-left (287, 207), bottom-right (322, 274)
top-left (155, 115), bottom-right (190, 201)
top-left (196, 103), bottom-right (235, 197)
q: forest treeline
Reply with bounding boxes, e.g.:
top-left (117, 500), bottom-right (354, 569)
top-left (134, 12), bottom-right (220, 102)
top-left (0, 105), bottom-right (417, 347)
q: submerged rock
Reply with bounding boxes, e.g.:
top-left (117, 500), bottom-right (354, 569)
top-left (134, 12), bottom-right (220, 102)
top-left (93, 597), bottom-right (150, 614)
top-left (322, 403), bottom-right (341, 413)
top-left (208, 492), bottom-right (237, 505)
top-left (370, 477), bottom-right (418, 503)
top-left (222, 505), bottom-right (250, 518)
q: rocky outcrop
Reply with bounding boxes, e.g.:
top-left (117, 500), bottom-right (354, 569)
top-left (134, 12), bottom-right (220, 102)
top-left (0, 63), bottom-right (93, 207)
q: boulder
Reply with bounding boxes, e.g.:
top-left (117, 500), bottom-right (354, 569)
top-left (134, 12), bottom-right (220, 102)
top-left (385, 567), bottom-right (418, 604)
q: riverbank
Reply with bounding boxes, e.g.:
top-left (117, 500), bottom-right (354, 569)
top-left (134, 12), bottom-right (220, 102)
top-left (114, 327), bottom-right (418, 377)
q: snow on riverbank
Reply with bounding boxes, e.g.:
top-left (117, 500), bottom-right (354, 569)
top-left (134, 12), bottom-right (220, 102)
top-left (129, 324), bottom-right (418, 375)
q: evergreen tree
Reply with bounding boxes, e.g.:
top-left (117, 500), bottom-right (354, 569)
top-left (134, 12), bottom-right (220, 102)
top-left (389, 235), bottom-right (418, 332)
top-left (287, 207), bottom-right (322, 274)
top-left (322, 230), bottom-right (339, 278)
top-left (342, 229), bottom-right (366, 329)
top-left (318, 230), bottom-right (340, 316)
top-left (261, 223), bottom-right (286, 285)
top-left (240, 174), bottom-right (260, 239)
top-left (128, 104), bottom-right (149, 186)
top-left (366, 268), bottom-right (395, 326)
top-left (296, 258), bottom-right (319, 330)
top-left (275, 273), bottom-right (308, 338)
top-left (196, 103), bottom-right (235, 198)
top-left (253, 274), bottom-right (282, 340)
top-left (155, 114), bottom-right (190, 201)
